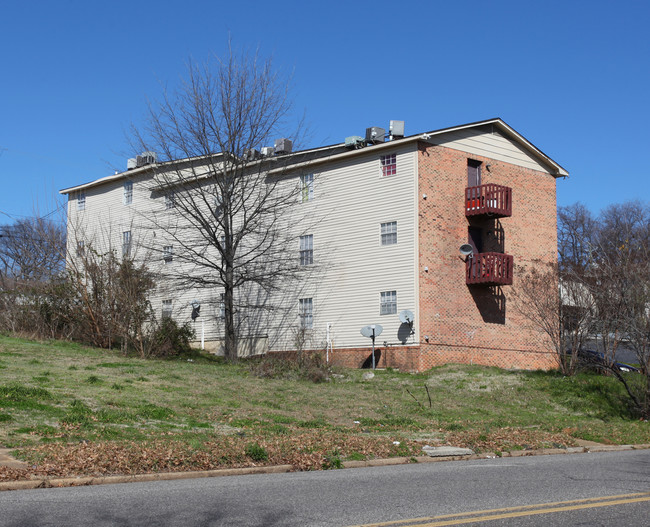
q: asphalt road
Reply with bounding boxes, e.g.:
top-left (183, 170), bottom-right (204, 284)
top-left (1, 450), bottom-right (649, 526)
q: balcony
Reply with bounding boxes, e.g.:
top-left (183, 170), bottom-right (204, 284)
top-left (465, 184), bottom-right (512, 218)
top-left (466, 252), bottom-right (513, 286)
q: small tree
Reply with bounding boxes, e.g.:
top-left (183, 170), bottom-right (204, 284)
top-left (66, 246), bottom-right (155, 354)
top-left (130, 46), bottom-right (306, 361)
top-left (514, 263), bottom-right (592, 375)
top-left (521, 201), bottom-right (650, 417)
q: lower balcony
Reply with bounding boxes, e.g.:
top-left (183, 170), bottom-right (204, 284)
top-left (466, 252), bottom-right (513, 286)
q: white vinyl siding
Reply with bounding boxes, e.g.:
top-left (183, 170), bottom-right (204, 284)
top-left (268, 144), bottom-right (418, 350)
top-left (433, 127), bottom-right (551, 173)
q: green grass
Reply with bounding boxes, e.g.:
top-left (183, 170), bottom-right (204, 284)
top-left (0, 334), bottom-right (649, 452)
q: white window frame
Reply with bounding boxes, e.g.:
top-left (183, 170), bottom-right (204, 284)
top-left (299, 298), bottom-right (313, 329)
top-left (123, 181), bottom-right (133, 205)
top-left (381, 221), bottom-right (398, 246)
top-left (76, 191), bottom-right (86, 211)
top-left (380, 154), bottom-right (397, 177)
top-left (300, 173), bottom-right (314, 202)
top-left (380, 290), bottom-right (397, 315)
top-left (163, 245), bottom-right (173, 264)
top-left (76, 240), bottom-right (85, 257)
top-left (219, 293), bottom-right (225, 319)
top-left (162, 299), bottom-right (173, 319)
top-left (122, 230), bottom-right (132, 257)
top-left (300, 234), bottom-right (313, 266)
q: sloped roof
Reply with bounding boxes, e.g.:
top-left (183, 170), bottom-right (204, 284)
top-left (59, 118), bottom-right (567, 195)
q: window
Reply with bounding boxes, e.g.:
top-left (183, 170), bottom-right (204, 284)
top-left (214, 194), bottom-right (224, 217)
top-left (299, 235), bottom-right (313, 265)
top-left (300, 173), bottom-right (314, 202)
top-left (122, 230), bottom-right (132, 257)
top-left (380, 154), bottom-right (397, 177)
top-left (123, 181), bottom-right (133, 205)
top-left (299, 298), bottom-right (313, 329)
top-left (467, 159), bottom-right (482, 187)
top-left (76, 240), bottom-right (85, 257)
top-left (77, 191), bottom-right (86, 211)
top-left (162, 299), bottom-right (172, 319)
top-left (163, 245), bottom-right (173, 264)
top-left (381, 221), bottom-right (398, 246)
top-left (380, 291), bottom-right (397, 315)
top-left (219, 293), bottom-right (225, 319)
top-left (165, 192), bottom-right (175, 210)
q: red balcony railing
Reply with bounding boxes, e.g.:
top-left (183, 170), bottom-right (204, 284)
top-left (465, 184), bottom-right (512, 218)
top-left (466, 252), bottom-right (513, 286)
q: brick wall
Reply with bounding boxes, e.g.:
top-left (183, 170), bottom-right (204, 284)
top-left (328, 346), bottom-right (422, 371)
top-left (416, 142), bottom-right (559, 370)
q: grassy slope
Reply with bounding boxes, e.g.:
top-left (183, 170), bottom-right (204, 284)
top-left (1, 335), bottom-right (648, 478)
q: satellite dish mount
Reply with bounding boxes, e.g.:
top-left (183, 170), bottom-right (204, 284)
top-left (360, 324), bottom-right (383, 369)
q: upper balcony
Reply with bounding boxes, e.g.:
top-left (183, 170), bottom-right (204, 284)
top-left (466, 252), bottom-right (513, 286)
top-left (465, 184), bottom-right (512, 218)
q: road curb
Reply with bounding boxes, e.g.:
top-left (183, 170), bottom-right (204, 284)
top-left (2, 444), bottom-right (649, 492)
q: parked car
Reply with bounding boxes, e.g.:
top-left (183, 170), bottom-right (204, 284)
top-left (571, 349), bottom-right (640, 373)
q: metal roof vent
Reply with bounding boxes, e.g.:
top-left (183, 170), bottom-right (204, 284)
top-left (127, 158), bottom-right (137, 170)
top-left (365, 127), bottom-right (385, 145)
top-left (274, 138), bottom-right (293, 155)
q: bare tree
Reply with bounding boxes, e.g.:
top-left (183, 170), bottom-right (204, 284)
top-left (130, 47), bottom-right (307, 361)
top-left (0, 217), bottom-right (65, 282)
top-left (0, 217), bottom-right (67, 336)
top-left (520, 201), bottom-right (650, 416)
top-left (514, 263), bottom-right (593, 375)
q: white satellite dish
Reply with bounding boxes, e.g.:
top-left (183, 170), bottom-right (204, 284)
top-left (360, 324), bottom-right (383, 338)
top-left (399, 309), bottom-right (414, 324)
top-left (459, 244), bottom-right (474, 258)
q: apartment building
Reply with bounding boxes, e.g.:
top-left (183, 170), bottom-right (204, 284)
top-left (60, 118), bottom-right (567, 371)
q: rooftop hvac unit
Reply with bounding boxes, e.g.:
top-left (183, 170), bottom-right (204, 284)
top-left (389, 120), bottom-right (405, 138)
top-left (345, 136), bottom-right (365, 149)
top-left (127, 158), bottom-right (137, 170)
top-left (260, 146), bottom-right (275, 157)
top-left (136, 151), bottom-right (157, 167)
top-left (365, 127), bottom-right (385, 145)
top-left (274, 138), bottom-right (293, 155)
top-left (244, 148), bottom-right (260, 161)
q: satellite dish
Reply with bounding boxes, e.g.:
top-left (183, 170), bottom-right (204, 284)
top-left (190, 300), bottom-right (201, 320)
top-left (459, 244), bottom-right (474, 258)
top-left (360, 324), bottom-right (383, 338)
top-left (399, 309), bottom-right (415, 324)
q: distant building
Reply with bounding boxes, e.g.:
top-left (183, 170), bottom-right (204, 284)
top-left (60, 118), bottom-right (567, 371)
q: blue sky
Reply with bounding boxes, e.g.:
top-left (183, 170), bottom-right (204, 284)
top-left (1, 0), bottom-right (648, 223)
